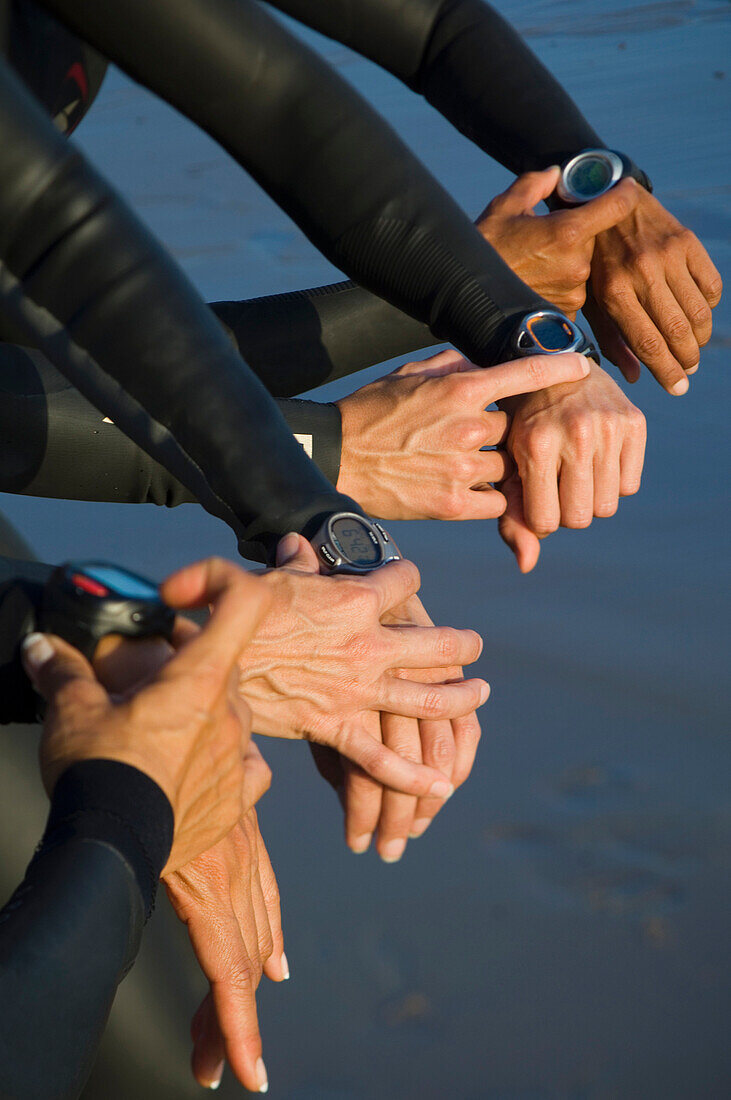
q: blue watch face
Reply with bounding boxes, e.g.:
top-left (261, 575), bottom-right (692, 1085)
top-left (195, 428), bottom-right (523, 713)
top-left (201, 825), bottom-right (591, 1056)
top-left (527, 315), bottom-right (575, 352)
top-left (81, 564), bottom-right (160, 600)
top-left (330, 518), bottom-right (380, 566)
top-left (567, 156), bottom-right (613, 199)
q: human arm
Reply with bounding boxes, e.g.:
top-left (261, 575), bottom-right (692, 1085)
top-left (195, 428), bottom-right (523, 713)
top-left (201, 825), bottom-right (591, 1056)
top-left (0, 556), bottom-right (270, 1099)
top-left (0, 59), bottom-right (362, 563)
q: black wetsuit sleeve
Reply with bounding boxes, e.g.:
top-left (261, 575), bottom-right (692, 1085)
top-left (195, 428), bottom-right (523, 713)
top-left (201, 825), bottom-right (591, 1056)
top-left (0, 759), bottom-right (173, 1100)
top-left (266, 0), bottom-right (603, 174)
top-left (0, 60), bottom-right (361, 563)
top-left (0, 554), bottom-right (52, 723)
top-left (0, 344), bottom-right (343, 503)
top-left (35, 0), bottom-right (550, 367)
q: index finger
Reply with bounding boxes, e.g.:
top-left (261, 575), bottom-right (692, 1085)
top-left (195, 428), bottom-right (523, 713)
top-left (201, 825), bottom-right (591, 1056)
top-left (161, 558), bottom-right (272, 681)
top-left (558, 177), bottom-right (639, 241)
top-left (483, 352), bottom-right (590, 404)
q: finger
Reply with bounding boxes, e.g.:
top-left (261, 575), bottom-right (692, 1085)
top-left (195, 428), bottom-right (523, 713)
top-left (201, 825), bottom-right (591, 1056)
top-left (558, 456), bottom-right (595, 529)
top-left (209, 976), bottom-right (268, 1094)
top-left (450, 711), bottom-right (483, 791)
top-left (411, 716), bottom-right (457, 838)
top-left (160, 558), bottom-right (272, 678)
top-left (170, 615), bottom-right (200, 650)
top-left (483, 166), bottom-right (561, 217)
top-left (473, 448), bottom-right (512, 485)
top-left (559, 178), bottom-right (639, 242)
top-left (375, 713), bottom-right (422, 862)
top-left (582, 296), bottom-right (642, 384)
top-left (334, 724), bottom-right (455, 799)
top-left (344, 762), bottom-right (383, 852)
top-left (619, 412), bottom-right (647, 497)
top-left (460, 352), bottom-right (590, 408)
top-left (666, 266), bottom-right (713, 353)
top-left (21, 633), bottom-right (108, 707)
top-left (367, 558), bottom-right (422, 617)
top-left (394, 348), bottom-right (467, 377)
top-left (191, 992), bottom-right (226, 1090)
top-left (635, 277), bottom-right (701, 374)
top-left (458, 487), bottom-right (508, 521)
top-left (686, 237), bottom-right (723, 308)
top-left (256, 827), bottom-right (288, 982)
top-left (592, 445), bottom-right (621, 519)
top-left (383, 625), bottom-right (483, 671)
top-left (497, 473), bottom-right (542, 573)
top-left (242, 813), bottom-right (275, 977)
top-left (522, 450), bottom-right (562, 537)
top-left (379, 675), bottom-right (489, 721)
top-left (603, 288), bottom-right (689, 395)
top-left (275, 531), bottom-right (320, 573)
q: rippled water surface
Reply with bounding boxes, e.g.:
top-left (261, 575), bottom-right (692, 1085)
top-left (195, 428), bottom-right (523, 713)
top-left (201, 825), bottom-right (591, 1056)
top-left (1, 2), bottom-right (729, 1097)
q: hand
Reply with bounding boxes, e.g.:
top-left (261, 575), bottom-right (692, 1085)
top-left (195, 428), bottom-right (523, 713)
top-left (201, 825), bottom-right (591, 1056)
top-left (22, 557), bottom-right (271, 873)
top-left (476, 167), bottom-right (639, 316)
top-left (165, 743), bottom-right (285, 1094)
top-left (587, 185), bottom-right (722, 393)
top-left (336, 348), bottom-right (591, 521)
top-left (498, 363), bottom-right (647, 572)
top-left (239, 536), bottom-right (489, 801)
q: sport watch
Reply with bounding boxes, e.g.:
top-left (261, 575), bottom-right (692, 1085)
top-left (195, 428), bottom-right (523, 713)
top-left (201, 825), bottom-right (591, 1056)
top-left (500, 309), bottom-right (599, 363)
top-left (310, 512), bottom-right (400, 575)
top-left (556, 148), bottom-right (653, 206)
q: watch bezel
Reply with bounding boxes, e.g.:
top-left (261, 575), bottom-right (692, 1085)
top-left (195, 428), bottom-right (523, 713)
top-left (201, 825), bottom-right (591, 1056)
top-left (518, 309), bottom-right (585, 354)
top-left (556, 149), bottom-right (624, 205)
top-left (312, 512), bottom-right (400, 575)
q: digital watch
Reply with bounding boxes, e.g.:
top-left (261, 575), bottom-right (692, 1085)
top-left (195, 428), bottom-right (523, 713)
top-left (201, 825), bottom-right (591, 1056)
top-left (38, 561), bottom-right (175, 659)
top-left (499, 309), bottom-right (599, 364)
top-left (310, 512), bottom-right (400, 575)
top-left (556, 148), bottom-right (653, 206)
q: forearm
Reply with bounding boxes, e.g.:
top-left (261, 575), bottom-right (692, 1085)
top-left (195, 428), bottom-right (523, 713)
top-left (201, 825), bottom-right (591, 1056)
top-left (0, 61), bottom-right (357, 562)
top-left (211, 282), bottom-right (436, 396)
top-left (0, 760), bottom-right (173, 1100)
top-left (0, 344), bottom-right (343, 503)
top-left (36, 0), bottom-right (547, 367)
top-left (267, 0), bottom-right (602, 173)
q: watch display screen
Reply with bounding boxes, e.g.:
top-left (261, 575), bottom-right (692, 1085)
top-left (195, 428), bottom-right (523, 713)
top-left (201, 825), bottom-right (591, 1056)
top-left (567, 156), bottom-right (612, 199)
top-left (527, 315), bottom-right (575, 352)
top-left (330, 518), bottom-right (380, 566)
top-left (81, 564), bottom-right (160, 600)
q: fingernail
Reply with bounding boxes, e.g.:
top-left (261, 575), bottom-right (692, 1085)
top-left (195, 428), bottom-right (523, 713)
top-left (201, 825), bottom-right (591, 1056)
top-left (479, 682), bottom-right (491, 706)
top-left (255, 1057), bottom-right (268, 1093)
top-left (671, 376), bottom-right (689, 396)
top-left (686, 363), bottom-right (699, 375)
top-left (277, 532), bottom-right (300, 565)
top-left (349, 833), bottom-right (372, 854)
top-left (21, 632), bottom-right (54, 671)
top-left (409, 818), bottom-right (432, 839)
top-left (428, 780), bottom-right (454, 800)
top-left (280, 952), bottom-right (290, 980)
top-left (578, 354), bottom-right (591, 374)
top-left (207, 1061), bottom-right (224, 1090)
top-left (380, 838), bottom-right (407, 863)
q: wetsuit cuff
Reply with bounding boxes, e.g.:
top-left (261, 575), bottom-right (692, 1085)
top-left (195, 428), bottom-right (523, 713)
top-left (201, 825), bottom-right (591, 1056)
top-left (279, 398), bottom-right (343, 487)
top-left (34, 760), bottom-right (174, 919)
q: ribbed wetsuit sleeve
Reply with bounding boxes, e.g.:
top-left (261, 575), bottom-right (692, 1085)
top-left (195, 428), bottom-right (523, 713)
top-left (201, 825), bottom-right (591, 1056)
top-left (35, 0), bottom-right (549, 368)
top-left (0, 61), bottom-right (362, 562)
top-left (0, 344), bottom-right (343, 504)
top-left (0, 760), bottom-right (173, 1100)
top-left (266, 0), bottom-right (603, 174)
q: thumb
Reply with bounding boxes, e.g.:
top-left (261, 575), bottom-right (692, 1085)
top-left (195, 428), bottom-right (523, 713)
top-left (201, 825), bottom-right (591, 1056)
top-left (21, 632), bottom-right (107, 704)
top-left (497, 475), bottom-right (541, 574)
top-left (275, 532), bottom-right (320, 573)
top-left (483, 166), bottom-right (561, 218)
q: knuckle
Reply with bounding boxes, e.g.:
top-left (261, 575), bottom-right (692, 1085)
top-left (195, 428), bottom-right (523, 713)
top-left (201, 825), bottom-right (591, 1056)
top-left (450, 454), bottom-right (475, 484)
top-left (436, 628), bottom-right (461, 664)
top-left (666, 314), bottom-right (692, 343)
top-left (594, 499), bottom-right (618, 518)
top-left (707, 275), bottom-right (723, 304)
top-left (567, 415), bottom-right (595, 455)
top-left (559, 219), bottom-right (581, 248)
top-left (437, 489), bottom-right (466, 521)
top-left (633, 328), bottom-right (664, 361)
top-left (428, 732), bottom-right (456, 769)
top-left (421, 688), bottom-right (447, 719)
top-left (628, 406), bottom-right (647, 437)
top-left (634, 252), bottom-right (661, 285)
top-left (690, 302), bottom-right (712, 330)
top-left (564, 510), bottom-right (593, 530)
top-left (523, 426), bottom-right (555, 461)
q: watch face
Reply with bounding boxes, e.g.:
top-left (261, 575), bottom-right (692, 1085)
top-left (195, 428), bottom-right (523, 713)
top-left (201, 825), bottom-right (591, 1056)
top-left (76, 563), bottom-right (160, 600)
top-left (330, 517), bottom-right (380, 567)
top-left (566, 155), bottom-right (613, 199)
top-left (525, 314), bottom-right (576, 352)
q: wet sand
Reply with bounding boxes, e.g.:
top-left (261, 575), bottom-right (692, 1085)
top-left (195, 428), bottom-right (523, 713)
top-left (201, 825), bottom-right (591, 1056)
top-left (0, 2), bottom-right (729, 1096)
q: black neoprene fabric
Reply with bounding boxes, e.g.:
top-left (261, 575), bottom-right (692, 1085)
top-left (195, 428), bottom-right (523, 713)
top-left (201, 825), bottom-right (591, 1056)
top-left (0, 554), bottom-right (50, 722)
top-left (0, 60), bottom-right (362, 560)
top-left (34, 0), bottom-right (550, 365)
top-left (0, 759), bottom-right (172, 1100)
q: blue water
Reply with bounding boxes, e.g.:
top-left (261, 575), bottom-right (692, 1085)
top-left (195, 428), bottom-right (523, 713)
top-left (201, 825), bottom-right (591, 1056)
top-left (1, 2), bottom-right (729, 1097)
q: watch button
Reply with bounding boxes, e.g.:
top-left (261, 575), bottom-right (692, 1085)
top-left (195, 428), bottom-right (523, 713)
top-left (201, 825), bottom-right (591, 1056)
top-left (319, 544), bottom-right (337, 566)
top-left (373, 522), bottom-right (389, 542)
